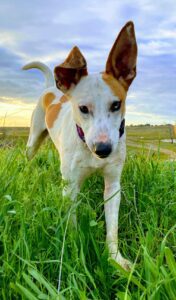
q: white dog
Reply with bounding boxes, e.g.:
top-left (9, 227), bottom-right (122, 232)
top-left (23, 21), bottom-right (137, 270)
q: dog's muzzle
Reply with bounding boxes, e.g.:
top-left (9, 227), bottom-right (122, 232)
top-left (93, 142), bottom-right (112, 158)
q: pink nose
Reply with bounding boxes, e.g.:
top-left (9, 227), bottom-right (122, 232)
top-left (97, 133), bottom-right (109, 143)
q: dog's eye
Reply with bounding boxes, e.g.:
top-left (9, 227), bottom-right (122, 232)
top-left (110, 101), bottom-right (121, 112)
top-left (79, 105), bottom-right (89, 114)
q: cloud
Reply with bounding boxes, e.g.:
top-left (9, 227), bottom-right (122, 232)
top-left (0, 0), bottom-right (176, 125)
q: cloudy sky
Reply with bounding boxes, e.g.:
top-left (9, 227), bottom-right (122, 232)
top-left (0, 0), bottom-right (176, 126)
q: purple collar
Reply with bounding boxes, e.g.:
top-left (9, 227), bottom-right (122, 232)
top-left (119, 118), bottom-right (125, 138)
top-left (76, 118), bottom-right (125, 143)
top-left (76, 124), bottom-right (85, 142)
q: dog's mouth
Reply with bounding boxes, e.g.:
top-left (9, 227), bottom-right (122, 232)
top-left (95, 154), bottom-right (110, 159)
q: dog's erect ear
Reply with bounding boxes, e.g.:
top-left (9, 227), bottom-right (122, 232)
top-left (105, 21), bottom-right (137, 90)
top-left (54, 46), bottom-right (88, 93)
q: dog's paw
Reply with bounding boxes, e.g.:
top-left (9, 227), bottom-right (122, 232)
top-left (26, 146), bottom-right (36, 160)
top-left (112, 252), bottom-right (132, 271)
top-left (117, 256), bottom-right (132, 271)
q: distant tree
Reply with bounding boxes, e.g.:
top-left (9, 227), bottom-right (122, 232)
top-left (168, 125), bottom-right (174, 144)
top-left (173, 125), bottom-right (176, 138)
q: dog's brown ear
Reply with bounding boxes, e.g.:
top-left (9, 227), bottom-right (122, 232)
top-left (54, 46), bottom-right (88, 93)
top-left (105, 21), bottom-right (137, 90)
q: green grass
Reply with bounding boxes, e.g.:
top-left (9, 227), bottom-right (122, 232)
top-left (127, 145), bottom-right (169, 160)
top-left (126, 125), bottom-right (173, 141)
top-left (152, 141), bottom-right (176, 153)
top-left (0, 138), bottom-right (176, 299)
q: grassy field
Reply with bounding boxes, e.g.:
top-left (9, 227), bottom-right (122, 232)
top-left (0, 133), bottom-right (176, 299)
top-left (126, 125), bottom-right (176, 154)
top-left (1, 124), bottom-right (176, 154)
top-left (126, 125), bottom-right (174, 141)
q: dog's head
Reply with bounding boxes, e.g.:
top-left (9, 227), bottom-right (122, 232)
top-left (54, 21), bottom-right (137, 159)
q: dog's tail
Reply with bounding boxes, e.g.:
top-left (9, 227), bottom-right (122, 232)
top-left (22, 62), bottom-right (55, 160)
top-left (22, 62), bottom-right (55, 88)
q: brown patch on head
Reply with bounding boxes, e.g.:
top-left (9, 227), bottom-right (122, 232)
top-left (102, 73), bottom-right (127, 115)
top-left (102, 73), bottom-right (127, 100)
top-left (54, 46), bottom-right (88, 93)
top-left (45, 95), bottom-right (68, 129)
top-left (43, 92), bottom-right (56, 110)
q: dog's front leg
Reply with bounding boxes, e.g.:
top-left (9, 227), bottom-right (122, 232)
top-left (104, 168), bottom-right (132, 271)
top-left (62, 179), bottom-right (80, 201)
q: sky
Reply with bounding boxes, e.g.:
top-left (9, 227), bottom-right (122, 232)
top-left (0, 0), bottom-right (176, 126)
